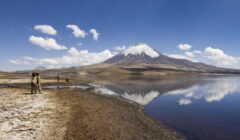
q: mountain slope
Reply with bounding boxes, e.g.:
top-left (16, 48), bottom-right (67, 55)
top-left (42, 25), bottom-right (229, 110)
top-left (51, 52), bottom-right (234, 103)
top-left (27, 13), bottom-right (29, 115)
top-left (104, 43), bottom-right (240, 73)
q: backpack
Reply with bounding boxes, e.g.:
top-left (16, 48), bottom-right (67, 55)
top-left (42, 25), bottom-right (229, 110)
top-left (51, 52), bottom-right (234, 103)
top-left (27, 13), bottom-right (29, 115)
top-left (33, 77), bottom-right (37, 84)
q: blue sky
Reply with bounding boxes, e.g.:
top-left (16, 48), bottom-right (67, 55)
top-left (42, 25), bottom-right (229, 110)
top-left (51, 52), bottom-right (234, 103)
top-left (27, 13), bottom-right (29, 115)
top-left (1, 0), bottom-right (240, 71)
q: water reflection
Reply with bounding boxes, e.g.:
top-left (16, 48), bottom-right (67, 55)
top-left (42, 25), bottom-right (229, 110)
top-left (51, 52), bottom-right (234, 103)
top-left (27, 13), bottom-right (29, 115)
top-left (167, 77), bottom-right (240, 104)
top-left (94, 84), bottom-right (159, 105)
top-left (121, 91), bottom-right (159, 105)
top-left (177, 98), bottom-right (192, 105)
top-left (43, 85), bottom-right (90, 90)
top-left (144, 75), bottom-right (240, 140)
top-left (95, 75), bottom-right (208, 105)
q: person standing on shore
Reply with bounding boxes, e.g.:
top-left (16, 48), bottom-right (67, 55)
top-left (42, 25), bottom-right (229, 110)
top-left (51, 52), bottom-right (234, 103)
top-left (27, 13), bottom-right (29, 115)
top-left (57, 73), bottom-right (60, 89)
top-left (57, 74), bottom-right (60, 82)
top-left (31, 72), bottom-right (37, 94)
top-left (36, 73), bottom-right (42, 94)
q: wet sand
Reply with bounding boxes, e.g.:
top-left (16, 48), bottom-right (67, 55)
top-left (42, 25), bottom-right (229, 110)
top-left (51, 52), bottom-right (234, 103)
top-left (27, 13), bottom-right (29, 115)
top-left (0, 77), bottom-right (185, 140)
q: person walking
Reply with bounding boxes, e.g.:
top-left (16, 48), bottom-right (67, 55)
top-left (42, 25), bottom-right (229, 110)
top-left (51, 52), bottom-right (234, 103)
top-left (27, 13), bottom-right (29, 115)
top-left (36, 73), bottom-right (42, 94)
top-left (31, 72), bottom-right (37, 94)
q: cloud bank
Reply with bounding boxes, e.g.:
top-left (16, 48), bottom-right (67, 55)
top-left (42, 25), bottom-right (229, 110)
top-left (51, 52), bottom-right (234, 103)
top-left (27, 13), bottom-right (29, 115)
top-left (202, 47), bottom-right (238, 65)
top-left (167, 54), bottom-right (198, 62)
top-left (170, 43), bottom-right (239, 67)
top-left (10, 47), bottom-right (114, 67)
top-left (115, 46), bottom-right (126, 51)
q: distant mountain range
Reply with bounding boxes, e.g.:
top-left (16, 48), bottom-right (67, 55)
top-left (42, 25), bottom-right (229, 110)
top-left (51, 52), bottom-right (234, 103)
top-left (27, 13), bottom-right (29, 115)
top-left (34, 66), bottom-right (47, 71)
top-left (15, 43), bottom-right (240, 76)
top-left (104, 43), bottom-right (240, 74)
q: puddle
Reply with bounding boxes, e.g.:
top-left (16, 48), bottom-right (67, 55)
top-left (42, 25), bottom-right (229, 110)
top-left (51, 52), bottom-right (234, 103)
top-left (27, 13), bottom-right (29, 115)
top-left (43, 85), bottom-right (91, 90)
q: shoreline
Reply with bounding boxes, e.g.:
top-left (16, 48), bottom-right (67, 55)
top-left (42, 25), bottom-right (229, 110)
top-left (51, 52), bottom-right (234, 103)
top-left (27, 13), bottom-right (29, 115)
top-left (0, 73), bottom-right (187, 139)
top-left (0, 86), bottom-right (186, 140)
top-left (59, 88), bottom-right (186, 140)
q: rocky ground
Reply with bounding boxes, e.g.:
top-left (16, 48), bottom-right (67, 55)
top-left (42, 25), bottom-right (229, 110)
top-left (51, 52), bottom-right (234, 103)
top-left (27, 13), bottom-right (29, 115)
top-left (0, 76), bottom-right (186, 140)
top-left (0, 88), bottom-right (70, 140)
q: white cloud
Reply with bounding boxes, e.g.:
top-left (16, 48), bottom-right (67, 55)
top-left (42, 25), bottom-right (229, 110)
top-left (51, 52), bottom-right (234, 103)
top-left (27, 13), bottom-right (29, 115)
top-left (115, 46), bottom-right (126, 51)
top-left (169, 45), bottom-right (239, 67)
top-left (177, 44), bottom-right (192, 50)
top-left (29, 35), bottom-right (67, 50)
top-left (185, 51), bottom-right (194, 57)
top-left (89, 29), bottom-right (100, 41)
top-left (9, 59), bottom-right (30, 65)
top-left (167, 54), bottom-right (198, 62)
top-left (34, 25), bottom-right (57, 35)
top-left (77, 42), bottom-right (82, 46)
top-left (193, 50), bottom-right (202, 54)
top-left (9, 47), bottom-right (114, 67)
top-left (202, 47), bottom-right (238, 65)
top-left (66, 24), bottom-right (86, 38)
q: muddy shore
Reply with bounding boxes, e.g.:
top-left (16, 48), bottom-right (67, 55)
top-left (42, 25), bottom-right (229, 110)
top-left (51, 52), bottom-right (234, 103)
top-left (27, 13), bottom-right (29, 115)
top-left (0, 76), bottom-right (186, 140)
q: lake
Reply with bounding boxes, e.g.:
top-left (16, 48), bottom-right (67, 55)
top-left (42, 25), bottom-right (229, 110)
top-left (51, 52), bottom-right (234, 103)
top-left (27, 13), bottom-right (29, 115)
top-left (96, 75), bottom-right (240, 140)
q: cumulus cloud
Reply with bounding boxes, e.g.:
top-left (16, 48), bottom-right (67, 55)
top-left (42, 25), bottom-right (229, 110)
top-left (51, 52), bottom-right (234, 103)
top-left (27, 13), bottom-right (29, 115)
top-left (193, 50), bottom-right (202, 54)
top-left (170, 44), bottom-right (239, 66)
top-left (115, 46), bottom-right (126, 51)
top-left (202, 47), bottom-right (238, 65)
top-left (177, 44), bottom-right (192, 50)
top-left (34, 25), bottom-right (57, 35)
top-left (89, 29), bottom-right (100, 41)
top-left (185, 51), bottom-right (194, 57)
top-left (9, 59), bottom-right (30, 65)
top-left (166, 54), bottom-right (198, 62)
top-left (9, 47), bottom-right (114, 67)
top-left (77, 42), bottom-right (82, 46)
top-left (29, 35), bottom-right (67, 50)
top-left (66, 24), bottom-right (86, 38)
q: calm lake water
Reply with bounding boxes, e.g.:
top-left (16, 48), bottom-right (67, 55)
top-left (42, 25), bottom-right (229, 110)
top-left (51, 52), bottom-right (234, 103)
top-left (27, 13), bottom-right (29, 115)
top-left (96, 75), bottom-right (240, 140)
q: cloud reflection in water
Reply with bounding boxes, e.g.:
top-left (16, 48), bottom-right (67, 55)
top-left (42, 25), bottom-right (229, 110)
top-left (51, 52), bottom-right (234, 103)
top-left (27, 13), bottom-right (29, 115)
top-left (122, 91), bottom-right (159, 105)
top-left (168, 77), bottom-right (240, 104)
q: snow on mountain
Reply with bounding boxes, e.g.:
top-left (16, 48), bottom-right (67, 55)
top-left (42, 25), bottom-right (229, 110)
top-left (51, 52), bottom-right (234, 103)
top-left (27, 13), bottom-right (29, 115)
top-left (104, 43), bottom-right (240, 73)
top-left (123, 43), bottom-right (159, 58)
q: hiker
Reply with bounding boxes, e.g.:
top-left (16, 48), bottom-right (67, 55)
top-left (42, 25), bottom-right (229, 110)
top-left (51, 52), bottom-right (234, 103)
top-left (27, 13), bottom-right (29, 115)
top-left (36, 73), bottom-right (42, 94)
top-left (31, 72), bottom-right (37, 94)
top-left (66, 78), bottom-right (69, 83)
top-left (57, 74), bottom-right (60, 82)
top-left (57, 73), bottom-right (60, 89)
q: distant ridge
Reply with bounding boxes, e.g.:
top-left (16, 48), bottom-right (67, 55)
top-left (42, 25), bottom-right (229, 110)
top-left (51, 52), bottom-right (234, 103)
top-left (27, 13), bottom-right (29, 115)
top-left (34, 66), bottom-right (47, 71)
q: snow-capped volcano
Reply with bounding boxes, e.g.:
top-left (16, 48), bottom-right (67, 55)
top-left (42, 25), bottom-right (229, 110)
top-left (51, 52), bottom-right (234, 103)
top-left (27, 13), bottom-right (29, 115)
top-left (104, 43), bottom-right (240, 73)
top-left (123, 43), bottom-right (159, 58)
